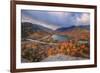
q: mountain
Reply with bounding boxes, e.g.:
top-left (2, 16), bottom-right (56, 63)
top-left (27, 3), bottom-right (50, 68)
top-left (21, 22), bottom-right (54, 38)
top-left (22, 22), bottom-right (54, 32)
top-left (56, 25), bottom-right (90, 32)
top-left (21, 22), bottom-right (33, 38)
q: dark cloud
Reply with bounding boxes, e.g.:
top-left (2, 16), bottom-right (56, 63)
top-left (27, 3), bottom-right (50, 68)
top-left (21, 10), bottom-right (90, 29)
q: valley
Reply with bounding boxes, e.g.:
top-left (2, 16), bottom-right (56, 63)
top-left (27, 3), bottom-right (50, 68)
top-left (21, 22), bottom-right (90, 63)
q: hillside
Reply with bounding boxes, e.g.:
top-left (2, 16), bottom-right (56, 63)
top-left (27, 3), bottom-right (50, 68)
top-left (56, 25), bottom-right (90, 32)
top-left (21, 22), bottom-right (53, 40)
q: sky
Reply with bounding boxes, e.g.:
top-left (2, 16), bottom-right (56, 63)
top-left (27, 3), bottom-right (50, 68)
top-left (21, 10), bottom-right (90, 30)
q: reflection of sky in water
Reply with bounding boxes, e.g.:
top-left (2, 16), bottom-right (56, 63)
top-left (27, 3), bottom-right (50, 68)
top-left (21, 10), bottom-right (90, 30)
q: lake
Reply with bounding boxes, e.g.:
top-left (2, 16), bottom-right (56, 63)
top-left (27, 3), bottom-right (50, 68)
top-left (52, 34), bottom-right (70, 41)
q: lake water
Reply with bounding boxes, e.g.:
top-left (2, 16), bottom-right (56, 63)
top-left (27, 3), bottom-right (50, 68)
top-left (52, 34), bottom-right (69, 41)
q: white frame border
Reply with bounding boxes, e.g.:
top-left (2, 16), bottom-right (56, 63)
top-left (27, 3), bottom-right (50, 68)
top-left (16, 4), bottom-right (95, 69)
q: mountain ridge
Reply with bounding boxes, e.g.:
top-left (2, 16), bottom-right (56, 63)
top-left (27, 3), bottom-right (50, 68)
top-left (22, 22), bottom-right (54, 33)
top-left (56, 25), bottom-right (90, 32)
